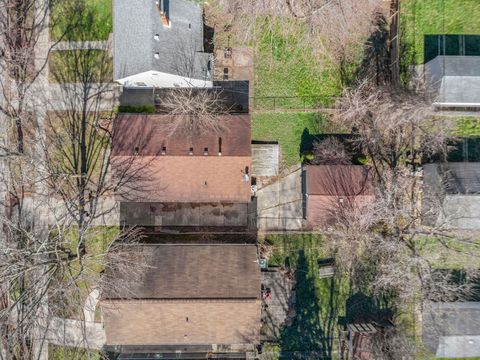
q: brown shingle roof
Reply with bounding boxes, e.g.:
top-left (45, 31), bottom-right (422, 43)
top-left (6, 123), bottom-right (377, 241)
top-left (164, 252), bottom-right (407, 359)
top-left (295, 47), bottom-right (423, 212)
top-left (305, 165), bottom-right (374, 196)
top-left (102, 244), bottom-right (261, 346)
top-left (112, 114), bottom-right (251, 157)
top-left (102, 299), bottom-right (261, 345)
top-left (112, 156), bottom-right (251, 202)
top-left (103, 244), bottom-right (260, 300)
top-left (305, 165), bottom-right (375, 228)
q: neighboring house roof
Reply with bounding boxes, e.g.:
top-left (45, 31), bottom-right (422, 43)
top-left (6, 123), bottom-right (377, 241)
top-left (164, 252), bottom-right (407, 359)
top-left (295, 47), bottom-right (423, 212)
top-left (112, 114), bottom-right (251, 157)
top-left (111, 114), bottom-right (251, 203)
top-left (423, 302), bottom-right (480, 358)
top-left (425, 56), bottom-right (480, 106)
top-left (305, 165), bottom-right (374, 196)
top-left (423, 162), bottom-right (480, 195)
top-left (102, 244), bottom-right (261, 346)
top-left (422, 163), bottom-right (480, 229)
top-left (113, 0), bottom-right (211, 84)
top-left (304, 165), bottom-right (375, 227)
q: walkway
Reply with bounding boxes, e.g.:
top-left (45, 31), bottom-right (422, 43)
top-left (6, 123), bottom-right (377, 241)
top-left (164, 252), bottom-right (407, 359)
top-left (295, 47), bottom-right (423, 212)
top-left (261, 270), bottom-right (295, 341)
top-left (47, 317), bottom-right (105, 350)
top-left (256, 168), bottom-right (305, 231)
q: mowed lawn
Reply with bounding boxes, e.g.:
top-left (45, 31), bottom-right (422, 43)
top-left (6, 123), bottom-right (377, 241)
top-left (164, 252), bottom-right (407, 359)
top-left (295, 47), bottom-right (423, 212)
top-left (252, 112), bottom-right (347, 167)
top-left (401, 0), bottom-right (480, 64)
top-left (49, 50), bottom-right (113, 83)
top-left (260, 234), bottom-right (350, 359)
top-left (454, 117), bottom-right (480, 136)
top-left (50, 0), bottom-right (112, 41)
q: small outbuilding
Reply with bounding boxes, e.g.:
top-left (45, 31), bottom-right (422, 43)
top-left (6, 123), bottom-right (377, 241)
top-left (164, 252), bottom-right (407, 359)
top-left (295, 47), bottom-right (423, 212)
top-left (302, 165), bottom-right (375, 228)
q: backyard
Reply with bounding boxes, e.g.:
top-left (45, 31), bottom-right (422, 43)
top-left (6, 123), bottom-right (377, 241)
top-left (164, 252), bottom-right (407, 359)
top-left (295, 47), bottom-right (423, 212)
top-left (48, 50), bottom-right (113, 83)
top-left (252, 112), bottom-right (347, 167)
top-left (401, 0), bottom-right (480, 64)
top-left (259, 234), bottom-right (350, 359)
top-left (50, 0), bottom-right (112, 41)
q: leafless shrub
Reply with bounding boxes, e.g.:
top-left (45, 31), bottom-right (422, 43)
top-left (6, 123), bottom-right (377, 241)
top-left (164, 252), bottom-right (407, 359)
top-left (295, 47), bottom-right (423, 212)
top-left (160, 88), bottom-right (231, 136)
top-left (312, 137), bottom-right (351, 165)
top-left (370, 327), bottom-right (416, 360)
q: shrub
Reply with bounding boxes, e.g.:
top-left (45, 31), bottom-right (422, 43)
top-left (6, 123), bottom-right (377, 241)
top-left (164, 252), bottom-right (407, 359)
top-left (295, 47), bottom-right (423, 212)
top-left (116, 105), bottom-right (155, 114)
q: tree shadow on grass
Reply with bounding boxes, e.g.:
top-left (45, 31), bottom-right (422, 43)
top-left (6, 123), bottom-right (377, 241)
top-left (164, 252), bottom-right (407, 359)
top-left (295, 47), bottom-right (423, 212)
top-left (279, 250), bottom-right (342, 359)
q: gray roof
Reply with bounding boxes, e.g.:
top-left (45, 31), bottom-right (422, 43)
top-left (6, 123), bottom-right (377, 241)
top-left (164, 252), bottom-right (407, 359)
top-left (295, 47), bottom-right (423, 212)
top-left (113, 0), bottom-right (211, 81)
top-left (423, 162), bottom-right (480, 195)
top-left (423, 302), bottom-right (480, 357)
top-left (422, 163), bottom-right (480, 229)
top-left (425, 56), bottom-right (480, 105)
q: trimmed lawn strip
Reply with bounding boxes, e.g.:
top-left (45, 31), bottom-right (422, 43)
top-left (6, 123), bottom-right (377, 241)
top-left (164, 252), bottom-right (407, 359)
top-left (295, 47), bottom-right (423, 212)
top-left (416, 236), bottom-right (480, 270)
top-left (401, 0), bottom-right (480, 64)
top-left (454, 117), bottom-right (480, 136)
top-left (49, 345), bottom-right (104, 360)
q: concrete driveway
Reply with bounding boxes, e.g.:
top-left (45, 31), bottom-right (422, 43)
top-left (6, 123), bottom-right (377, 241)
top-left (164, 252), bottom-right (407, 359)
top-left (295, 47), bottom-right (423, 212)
top-left (256, 168), bottom-right (305, 231)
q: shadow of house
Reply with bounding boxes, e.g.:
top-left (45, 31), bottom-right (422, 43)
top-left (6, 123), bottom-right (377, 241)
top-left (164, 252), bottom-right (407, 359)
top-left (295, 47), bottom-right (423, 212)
top-left (279, 250), bottom-right (331, 359)
top-left (425, 137), bottom-right (480, 164)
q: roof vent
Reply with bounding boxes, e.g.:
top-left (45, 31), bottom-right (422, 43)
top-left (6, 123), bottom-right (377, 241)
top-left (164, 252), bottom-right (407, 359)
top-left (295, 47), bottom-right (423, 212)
top-left (204, 147), bottom-right (208, 156)
top-left (154, 52), bottom-right (160, 59)
top-left (134, 147), bottom-right (139, 155)
top-left (189, 147), bottom-right (193, 156)
top-left (161, 146), bottom-right (166, 155)
top-left (154, 34), bottom-right (160, 41)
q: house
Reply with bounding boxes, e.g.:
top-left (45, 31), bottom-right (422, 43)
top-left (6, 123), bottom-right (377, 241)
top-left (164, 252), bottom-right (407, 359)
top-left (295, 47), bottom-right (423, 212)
top-left (113, 0), bottom-right (212, 88)
top-left (101, 244), bottom-right (261, 358)
top-left (302, 165), bottom-right (375, 228)
top-left (111, 113), bottom-right (252, 229)
top-left (422, 162), bottom-right (480, 229)
top-left (423, 35), bottom-right (480, 109)
top-left (423, 301), bottom-right (480, 358)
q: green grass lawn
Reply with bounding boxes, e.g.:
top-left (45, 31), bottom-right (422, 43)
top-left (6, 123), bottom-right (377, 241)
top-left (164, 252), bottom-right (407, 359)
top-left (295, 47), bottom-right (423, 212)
top-left (252, 112), bottom-right (348, 167)
top-left (401, 0), bottom-right (480, 64)
top-left (50, 0), bottom-right (112, 41)
top-left (254, 19), bottom-right (342, 104)
top-left (454, 117), bottom-right (480, 136)
top-left (416, 235), bottom-right (480, 270)
top-left (50, 226), bottom-right (119, 319)
top-left (49, 50), bottom-right (113, 83)
top-left (260, 234), bottom-right (350, 359)
top-left (49, 345), bottom-right (104, 360)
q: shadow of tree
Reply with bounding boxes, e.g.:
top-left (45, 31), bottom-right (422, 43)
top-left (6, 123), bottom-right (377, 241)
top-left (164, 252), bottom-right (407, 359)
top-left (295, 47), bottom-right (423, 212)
top-left (279, 249), bottom-right (343, 359)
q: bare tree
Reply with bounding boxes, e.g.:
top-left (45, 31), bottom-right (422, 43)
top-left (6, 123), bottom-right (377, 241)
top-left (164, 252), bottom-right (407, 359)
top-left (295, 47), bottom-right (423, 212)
top-left (0, 2), bottom-right (146, 358)
top-left (206, 0), bottom-right (385, 85)
top-left (312, 137), bottom-right (352, 165)
top-left (159, 87), bottom-right (231, 136)
top-left (319, 84), bottom-right (480, 356)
